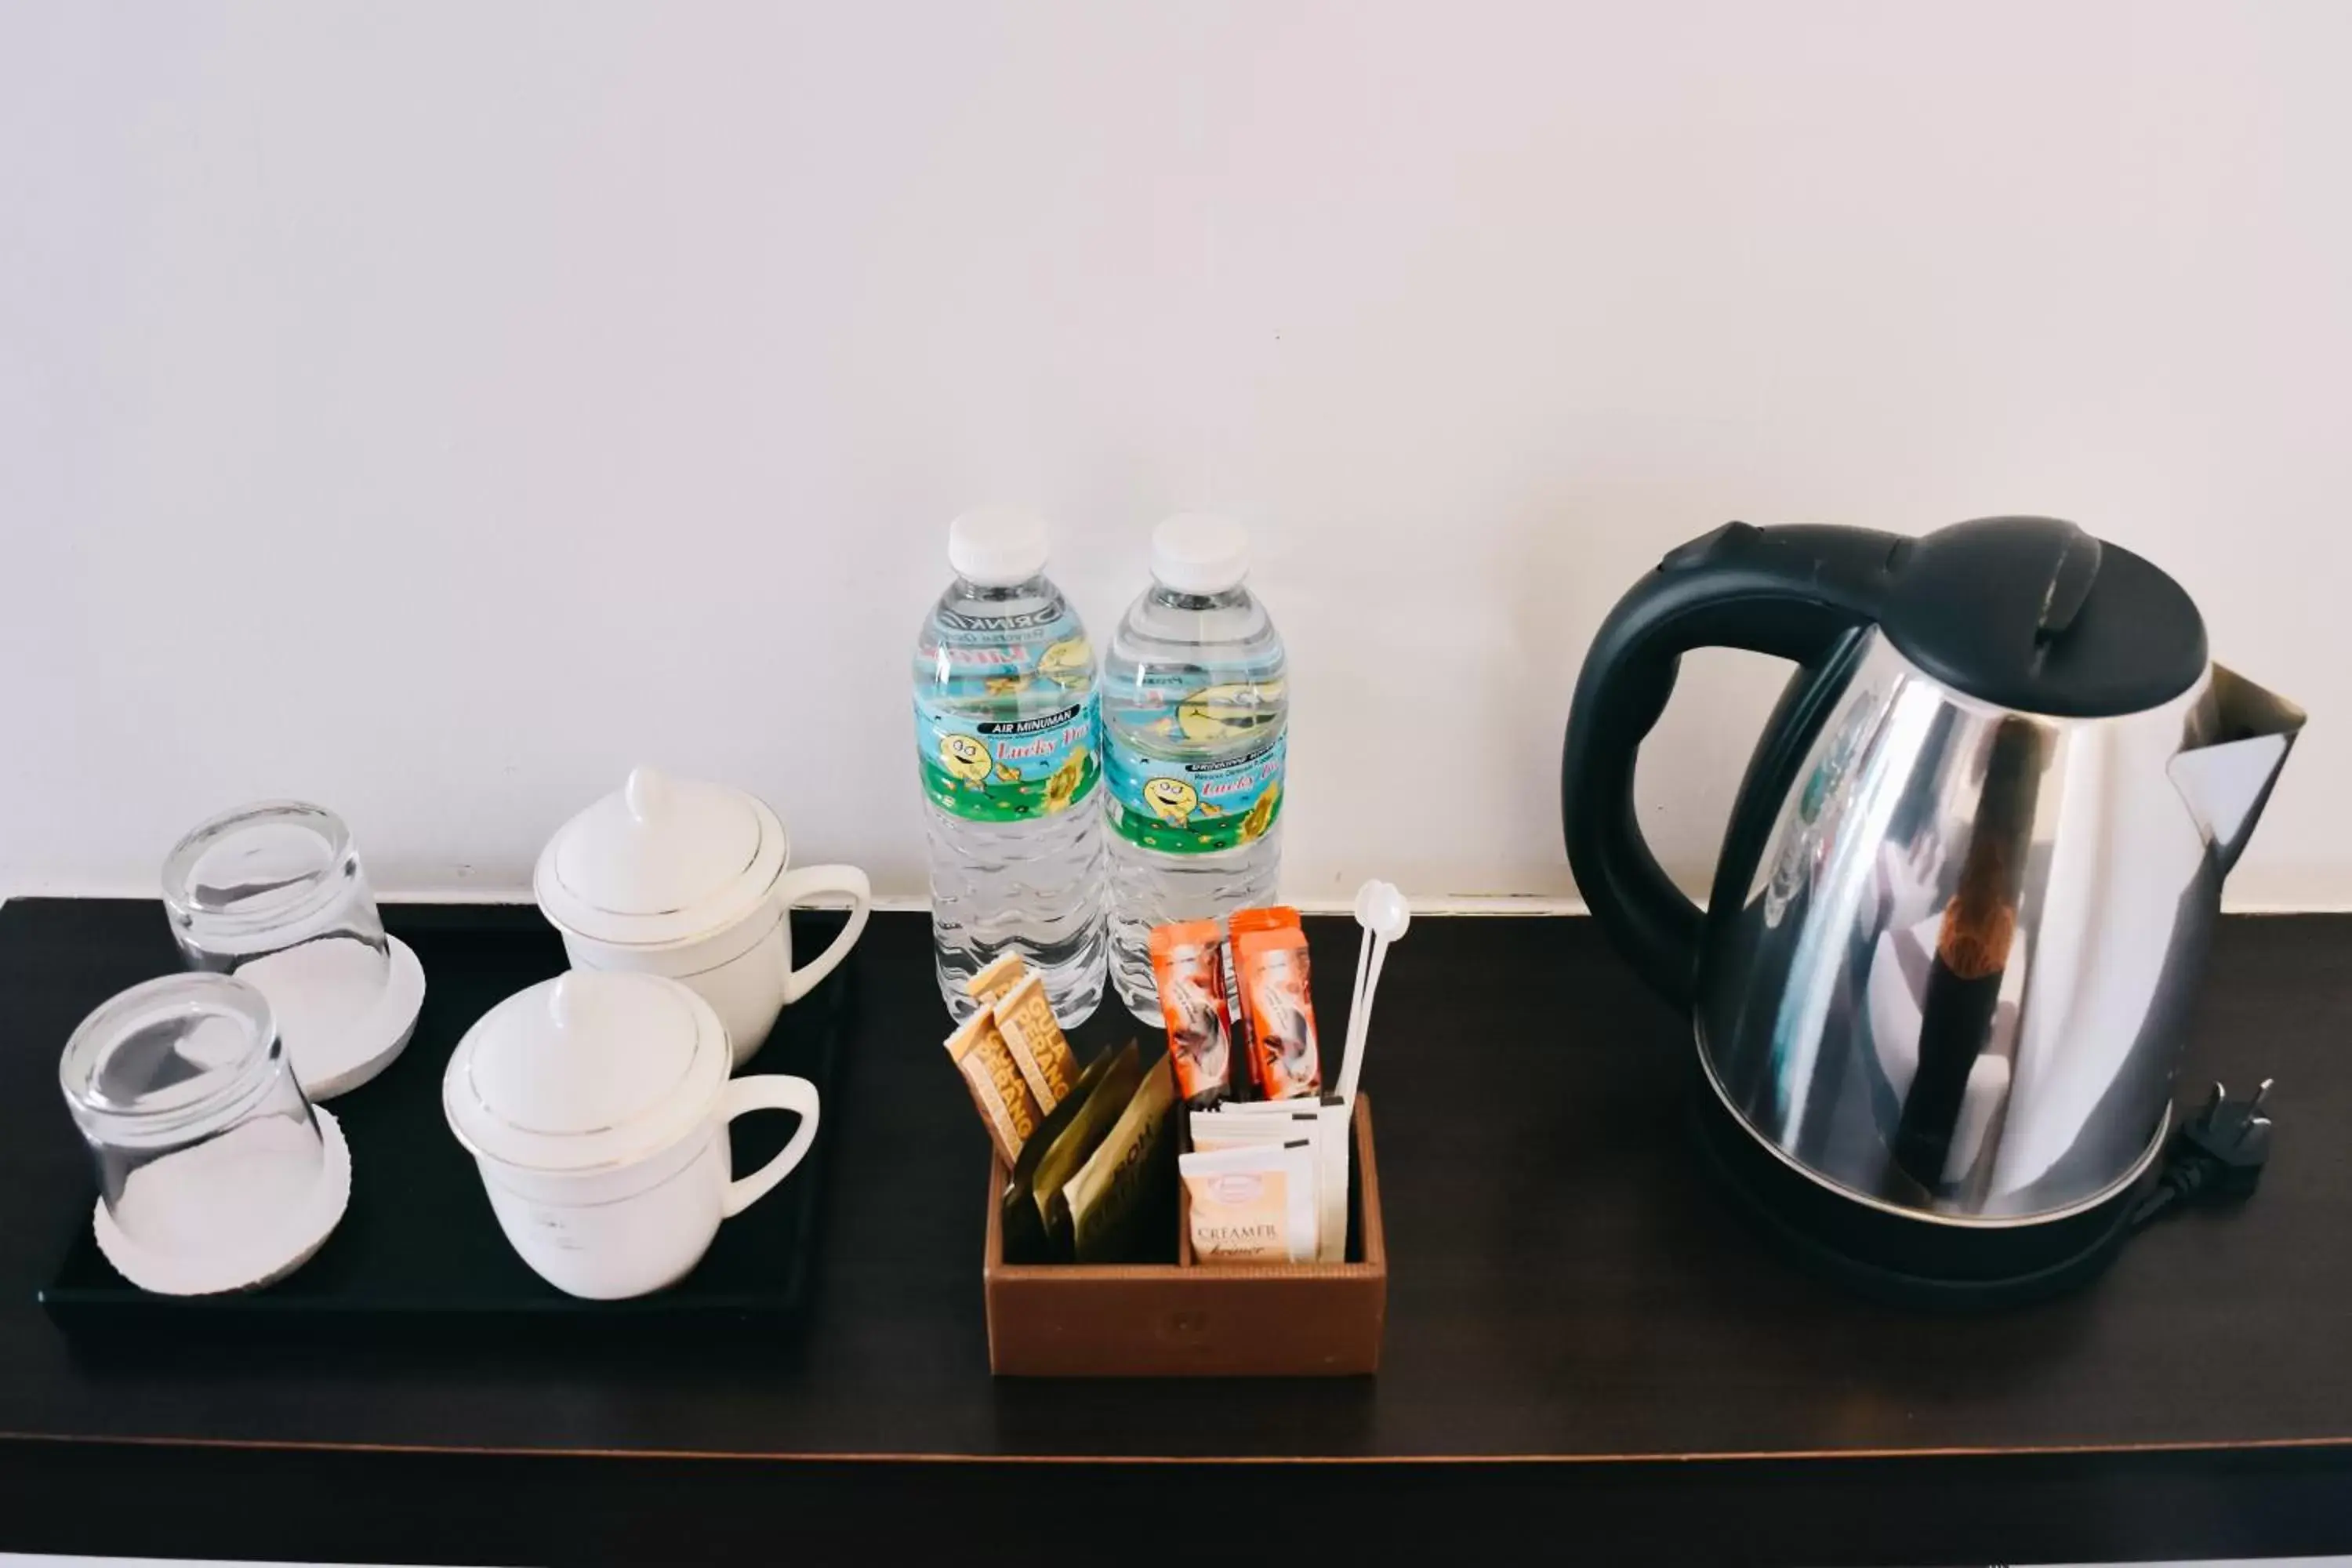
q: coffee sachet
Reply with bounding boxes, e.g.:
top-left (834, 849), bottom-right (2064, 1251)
top-left (1234, 922), bottom-right (1322, 1099)
top-left (1149, 918), bottom-right (1232, 1106)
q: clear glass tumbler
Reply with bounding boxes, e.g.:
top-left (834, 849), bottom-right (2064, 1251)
top-left (58, 973), bottom-right (325, 1260)
top-left (162, 801), bottom-right (391, 1073)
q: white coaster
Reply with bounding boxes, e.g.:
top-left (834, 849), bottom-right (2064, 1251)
top-left (93, 1105), bottom-right (353, 1297)
top-left (297, 935), bottom-right (426, 1102)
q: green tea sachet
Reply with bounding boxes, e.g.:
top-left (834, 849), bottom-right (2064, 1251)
top-left (1025, 1039), bottom-right (1142, 1261)
top-left (1064, 1054), bottom-right (1178, 1264)
top-left (998, 1044), bottom-right (1115, 1264)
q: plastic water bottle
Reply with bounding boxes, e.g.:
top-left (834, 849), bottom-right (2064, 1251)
top-left (914, 508), bottom-right (1107, 1024)
top-left (1102, 514), bottom-right (1290, 1021)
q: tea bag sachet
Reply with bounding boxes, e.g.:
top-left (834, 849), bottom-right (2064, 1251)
top-left (1314, 1104), bottom-right (1350, 1263)
top-left (1063, 1054), bottom-right (1178, 1264)
top-left (1189, 1107), bottom-right (1319, 1152)
top-left (1029, 1039), bottom-right (1144, 1260)
top-left (998, 1045), bottom-right (1117, 1264)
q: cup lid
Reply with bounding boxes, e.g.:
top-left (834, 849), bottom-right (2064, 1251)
top-left (441, 971), bottom-right (728, 1173)
top-left (534, 767), bottom-right (789, 949)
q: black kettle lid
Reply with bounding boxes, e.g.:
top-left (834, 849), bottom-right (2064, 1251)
top-left (1880, 516), bottom-right (2208, 718)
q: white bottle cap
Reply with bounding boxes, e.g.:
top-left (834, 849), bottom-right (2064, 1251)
top-left (947, 506), bottom-right (1050, 586)
top-left (1151, 513), bottom-right (1250, 595)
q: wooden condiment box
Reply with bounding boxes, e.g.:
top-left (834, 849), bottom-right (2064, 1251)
top-left (982, 1094), bottom-right (1387, 1377)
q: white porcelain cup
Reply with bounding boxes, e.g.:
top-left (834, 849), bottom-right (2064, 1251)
top-left (476, 1074), bottom-right (819, 1300)
top-left (557, 865), bottom-right (869, 1069)
top-left (535, 768), bottom-right (873, 1067)
top-left (444, 971), bottom-right (823, 1301)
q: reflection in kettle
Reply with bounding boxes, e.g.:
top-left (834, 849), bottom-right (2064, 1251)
top-left (1887, 714), bottom-right (2045, 1199)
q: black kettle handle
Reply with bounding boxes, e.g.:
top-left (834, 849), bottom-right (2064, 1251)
top-left (1560, 523), bottom-right (1898, 1008)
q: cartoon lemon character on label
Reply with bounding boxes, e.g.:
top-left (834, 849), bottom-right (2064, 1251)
top-left (983, 674), bottom-right (1030, 697)
top-left (1043, 745), bottom-right (1088, 814)
top-left (938, 734), bottom-right (993, 786)
top-left (1238, 781), bottom-right (1281, 843)
top-left (1142, 776), bottom-right (1199, 827)
top-left (1172, 681), bottom-right (1283, 744)
top-left (1038, 637), bottom-right (1092, 689)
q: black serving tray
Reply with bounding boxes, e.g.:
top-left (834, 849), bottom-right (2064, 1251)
top-left (38, 902), bottom-right (853, 1341)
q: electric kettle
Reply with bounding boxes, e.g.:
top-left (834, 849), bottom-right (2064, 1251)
top-left (1562, 517), bottom-right (2304, 1304)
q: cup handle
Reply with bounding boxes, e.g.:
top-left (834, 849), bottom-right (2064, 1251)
top-left (719, 1074), bottom-right (822, 1219)
top-left (774, 863), bottom-right (873, 1005)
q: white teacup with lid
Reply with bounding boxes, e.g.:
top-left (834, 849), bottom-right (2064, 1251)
top-left (535, 767), bottom-right (872, 1066)
top-left (443, 970), bottom-right (821, 1300)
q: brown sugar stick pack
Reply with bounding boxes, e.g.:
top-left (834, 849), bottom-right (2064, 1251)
top-left (990, 971), bottom-right (1080, 1113)
top-left (1233, 918), bottom-right (1323, 1100)
top-left (945, 1010), bottom-right (1043, 1168)
top-left (965, 952), bottom-right (1029, 1008)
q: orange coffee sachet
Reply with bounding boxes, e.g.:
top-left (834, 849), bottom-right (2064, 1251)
top-left (1223, 906), bottom-right (1295, 1097)
top-left (1148, 918), bottom-right (1233, 1107)
top-left (1233, 921), bottom-right (1322, 1100)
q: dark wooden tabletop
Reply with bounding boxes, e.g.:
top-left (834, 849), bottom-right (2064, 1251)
top-left (2, 898), bottom-right (2349, 1564)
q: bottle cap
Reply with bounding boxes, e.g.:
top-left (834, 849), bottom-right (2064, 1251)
top-left (1151, 514), bottom-right (1250, 595)
top-left (948, 507), bottom-right (1050, 586)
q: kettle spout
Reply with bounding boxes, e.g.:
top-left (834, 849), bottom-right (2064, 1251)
top-left (2169, 666), bottom-right (2307, 875)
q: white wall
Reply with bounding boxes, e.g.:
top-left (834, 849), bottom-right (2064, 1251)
top-left (4, 0), bottom-right (2347, 909)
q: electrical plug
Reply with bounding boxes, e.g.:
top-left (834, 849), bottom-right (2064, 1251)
top-left (2129, 1079), bottom-right (2274, 1230)
top-left (2177, 1078), bottom-right (2274, 1200)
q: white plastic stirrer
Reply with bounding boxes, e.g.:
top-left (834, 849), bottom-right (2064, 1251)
top-left (1339, 880), bottom-right (1410, 1103)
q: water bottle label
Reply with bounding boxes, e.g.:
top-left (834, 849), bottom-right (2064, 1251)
top-left (1105, 731), bottom-right (1286, 854)
top-left (916, 690), bottom-right (1101, 822)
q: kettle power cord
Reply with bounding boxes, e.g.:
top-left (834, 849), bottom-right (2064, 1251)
top-left (2128, 1079), bottom-right (2274, 1232)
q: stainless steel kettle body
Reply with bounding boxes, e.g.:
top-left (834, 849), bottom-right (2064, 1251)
top-left (1563, 518), bottom-right (2303, 1233)
top-left (1697, 630), bottom-right (2301, 1221)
